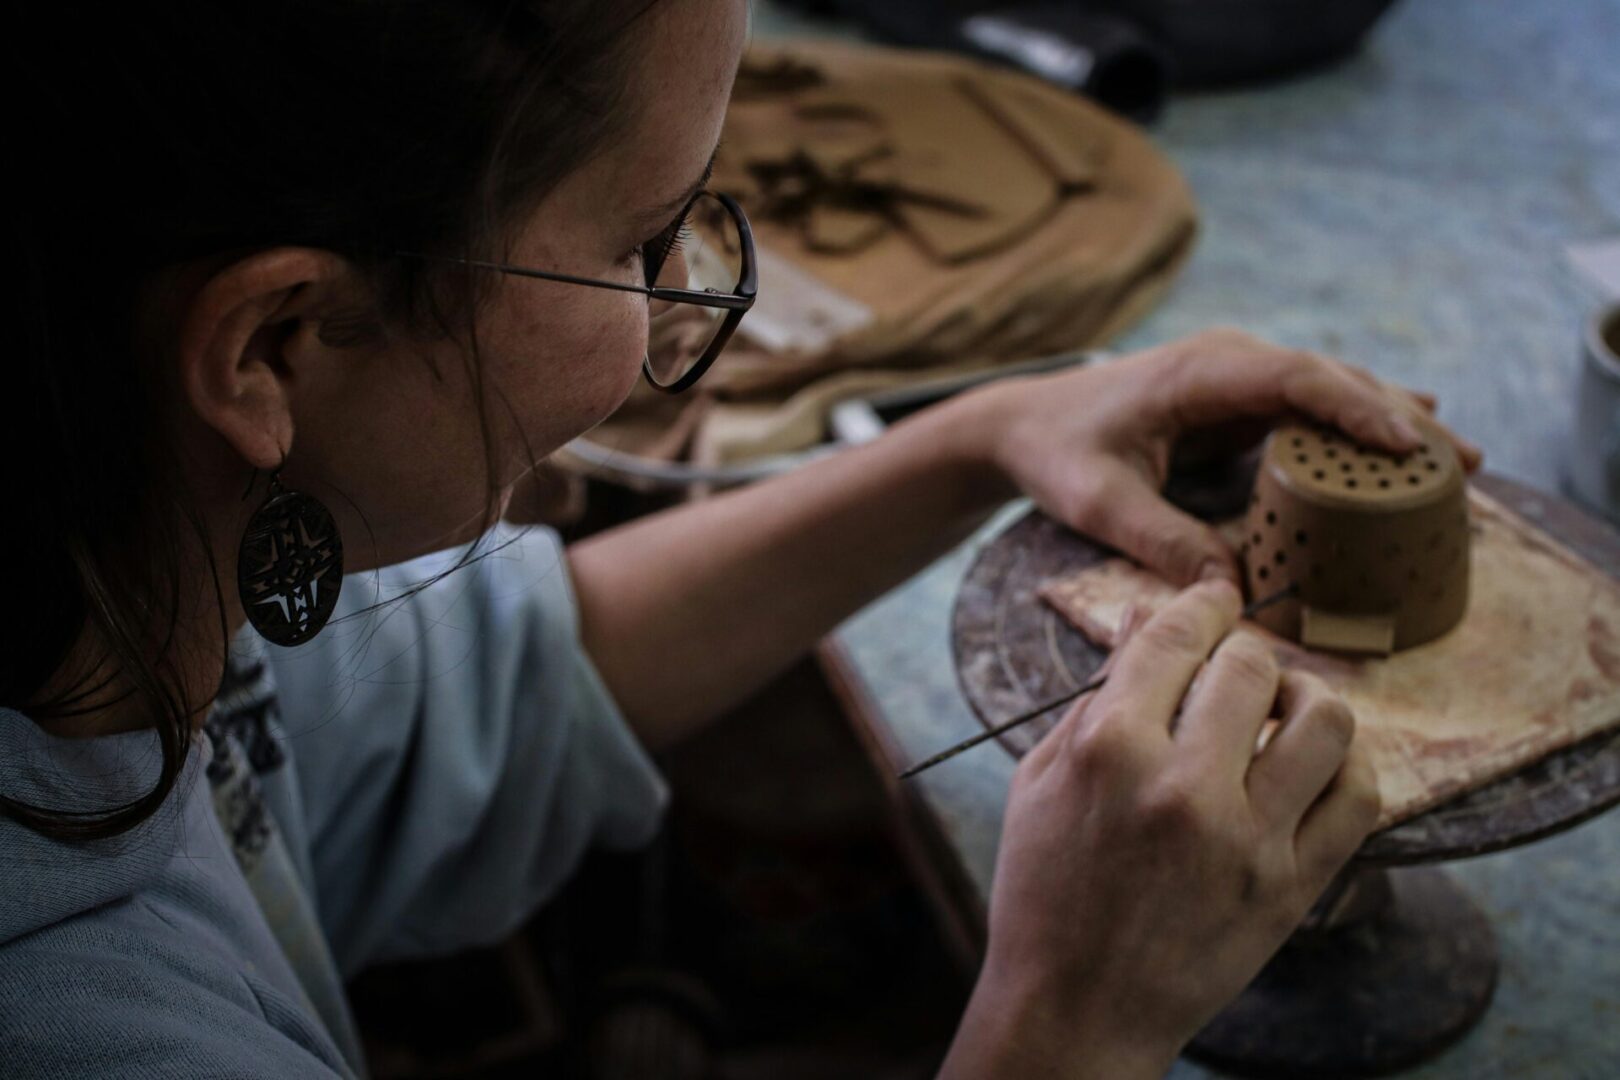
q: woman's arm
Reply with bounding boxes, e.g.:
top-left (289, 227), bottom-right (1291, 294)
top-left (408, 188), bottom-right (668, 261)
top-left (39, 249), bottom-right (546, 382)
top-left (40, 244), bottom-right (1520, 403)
top-left (567, 388), bottom-right (1014, 749)
top-left (567, 329), bottom-right (1479, 751)
top-left (568, 329), bottom-right (1458, 1073)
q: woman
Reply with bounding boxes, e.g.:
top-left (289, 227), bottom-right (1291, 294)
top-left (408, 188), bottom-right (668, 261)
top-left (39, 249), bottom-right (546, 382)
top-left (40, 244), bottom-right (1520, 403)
top-left (1, 2), bottom-right (1481, 1077)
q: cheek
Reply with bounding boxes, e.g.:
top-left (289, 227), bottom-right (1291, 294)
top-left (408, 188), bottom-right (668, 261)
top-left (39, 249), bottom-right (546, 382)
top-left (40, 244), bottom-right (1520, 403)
top-left (496, 288), bottom-right (647, 451)
top-left (553, 293), bottom-right (647, 415)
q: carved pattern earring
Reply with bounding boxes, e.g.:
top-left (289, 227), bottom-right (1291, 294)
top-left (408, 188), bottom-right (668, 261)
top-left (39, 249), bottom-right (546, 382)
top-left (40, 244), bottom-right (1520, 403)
top-left (237, 466), bottom-right (343, 647)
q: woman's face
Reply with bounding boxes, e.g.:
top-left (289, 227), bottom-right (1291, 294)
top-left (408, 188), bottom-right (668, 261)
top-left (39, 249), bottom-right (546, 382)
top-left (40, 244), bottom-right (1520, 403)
top-left (276, 0), bottom-right (749, 570)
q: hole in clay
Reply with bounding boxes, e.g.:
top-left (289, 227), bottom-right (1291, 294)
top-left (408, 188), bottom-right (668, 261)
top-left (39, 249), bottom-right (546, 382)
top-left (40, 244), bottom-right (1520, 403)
top-left (1326, 448), bottom-right (1338, 459)
top-left (1296, 453), bottom-right (1308, 464)
top-left (1379, 478), bottom-right (1391, 488)
top-left (1253, 532), bottom-right (1263, 545)
top-left (1275, 550), bottom-right (1287, 565)
top-left (1266, 511), bottom-right (1277, 525)
top-left (1258, 565), bottom-right (1270, 581)
top-left (1314, 470), bottom-right (1327, 481)
top-left (1427, 461), bottom-right (1439, 471)
top-left (1295, 530), bottom-right (1308, 545)
top-left (1368, 462), bottom-right (1380, 472)
top-left (1292, 436), bottom-right (1303, 447)
top-left (1341, 462), bottom-right (1353, 472)
top-left (1408, 475), bottom-right (1421, 485)
top-left (1346, 478), bottom-right (1359, 488)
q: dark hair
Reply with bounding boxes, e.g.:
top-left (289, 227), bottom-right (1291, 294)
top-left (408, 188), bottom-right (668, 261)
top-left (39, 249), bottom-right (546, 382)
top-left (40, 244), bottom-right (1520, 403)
top-left (2, 1), bottom-right (661, 841)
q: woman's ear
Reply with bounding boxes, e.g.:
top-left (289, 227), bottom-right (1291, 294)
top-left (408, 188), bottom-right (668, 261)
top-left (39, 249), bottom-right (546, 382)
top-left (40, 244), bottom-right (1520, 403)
top-left (175, 247), bottom-right (356, 471)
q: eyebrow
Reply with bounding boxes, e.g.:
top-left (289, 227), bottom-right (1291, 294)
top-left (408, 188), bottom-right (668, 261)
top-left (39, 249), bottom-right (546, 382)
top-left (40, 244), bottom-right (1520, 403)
top-left (632, 145), bottom-right (720, 231)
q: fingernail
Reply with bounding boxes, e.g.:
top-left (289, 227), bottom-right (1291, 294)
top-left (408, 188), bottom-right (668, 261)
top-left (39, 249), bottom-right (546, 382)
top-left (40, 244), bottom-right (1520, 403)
top-left (1198, 559), bottom-right (1235, 585)
top-left (1198, 574), bottom-right (1241, 611)
top-left (1389, 414), bottom-right (1424, 448)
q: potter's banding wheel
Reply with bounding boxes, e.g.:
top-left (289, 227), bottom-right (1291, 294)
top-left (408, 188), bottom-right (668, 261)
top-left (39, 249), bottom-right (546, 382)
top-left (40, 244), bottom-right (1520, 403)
top-left (950, 469), bottom-right (1620, 1077)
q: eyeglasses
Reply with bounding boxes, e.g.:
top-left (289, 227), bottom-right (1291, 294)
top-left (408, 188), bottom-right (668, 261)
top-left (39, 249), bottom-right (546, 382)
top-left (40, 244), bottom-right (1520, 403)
top-left (394, 190), bottom-right (756, 394)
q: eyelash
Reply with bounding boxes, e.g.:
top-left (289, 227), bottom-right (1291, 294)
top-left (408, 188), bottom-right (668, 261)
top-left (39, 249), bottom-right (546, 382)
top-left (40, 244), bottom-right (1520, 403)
top-left (635, 208), bottom-right (695, 287)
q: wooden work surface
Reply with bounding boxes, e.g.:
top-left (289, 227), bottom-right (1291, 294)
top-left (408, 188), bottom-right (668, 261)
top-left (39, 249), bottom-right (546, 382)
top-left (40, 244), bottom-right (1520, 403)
top-left (951, 473), bottom-right (1620, 864)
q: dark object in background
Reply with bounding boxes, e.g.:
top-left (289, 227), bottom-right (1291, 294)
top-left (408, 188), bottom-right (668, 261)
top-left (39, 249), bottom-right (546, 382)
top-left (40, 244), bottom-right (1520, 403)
top-left (1111, 0), bottom-right (1401, 85)
top-left (813, 0), bottom-right (1171, 121)
top-left (784, 0), bottom-right (1401, 119)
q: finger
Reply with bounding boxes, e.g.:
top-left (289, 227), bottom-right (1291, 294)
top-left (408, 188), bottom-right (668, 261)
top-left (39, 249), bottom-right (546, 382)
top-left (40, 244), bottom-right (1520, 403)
top-left (1339, 364), bottom-right (1432, 410)
top-left (1244, 671), bottom-right (1357, 829)
top-left (1295, 738), bottom-right (1382, 886)
top-left (1177, 628), bottom-right (1281, 774)
top-left (1406, 411), bottom-right (1484, 475)
top-left (1074, 468), bottom-right (1241, 587)
top-left (1306, 360), bottom-right (1455, 447)
top-left (1087, 579), bottom-right (1242, 741)
top-left (1027, 608), bottom-right (1148, 774)
top-left (1446, 427), bottom-right (1485, 473)
top-left (1336, 369), bottom-right (1480, 469)
top-left (1282, 356), bottom-right (1433, 455)
top-left (1092, 603), bottom-right (1149, 680)
top-left (1166, 346), bottom-right (1424, 456)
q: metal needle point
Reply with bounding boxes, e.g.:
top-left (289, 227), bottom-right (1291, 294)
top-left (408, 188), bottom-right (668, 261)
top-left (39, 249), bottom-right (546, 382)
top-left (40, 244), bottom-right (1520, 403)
top-left (898, 583), bottom-right (1300, 779)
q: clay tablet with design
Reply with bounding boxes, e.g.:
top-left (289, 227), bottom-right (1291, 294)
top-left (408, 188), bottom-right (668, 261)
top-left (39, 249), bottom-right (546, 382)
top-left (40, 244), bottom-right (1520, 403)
top-left (1038, 487), bottom-right (1620, 828)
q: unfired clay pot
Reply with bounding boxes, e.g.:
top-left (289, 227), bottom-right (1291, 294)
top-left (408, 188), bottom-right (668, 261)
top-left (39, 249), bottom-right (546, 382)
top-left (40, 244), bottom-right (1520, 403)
top-left (1240, 418), bottom-right (1470, 655)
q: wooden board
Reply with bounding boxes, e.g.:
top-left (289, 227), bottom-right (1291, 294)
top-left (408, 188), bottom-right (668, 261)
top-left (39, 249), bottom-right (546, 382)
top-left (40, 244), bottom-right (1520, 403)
top-left (951, 473), bottom-right (1620, 864)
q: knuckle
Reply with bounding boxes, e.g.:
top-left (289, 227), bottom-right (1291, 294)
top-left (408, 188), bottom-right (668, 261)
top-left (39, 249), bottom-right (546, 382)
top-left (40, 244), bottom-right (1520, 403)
top-left (1266, 892), bottom-right (1309, 937)
top-left (1307, 695), bottom-right (1357, 751)
top-left (1347, 756), bottom-right (1383, 824)
top-left (1066, 469), bottom-right (1120, 535)
top-left (1134, 526), bottom-right (1197, 579)
top-left (1345, 360), bottom-right (1380, 385)
top-left (1011, 747), bottom-right (1046, 789)
top-left (1197, 325), bottom-right (1256, 349)
top-left (1218, 634), bottom-right (1279, 690)
top-left (1065, 711), bottom-right (1138, 773)
top-left (1139, 777), bottom-right (1204, 832)
top-left (1243, 847), bottom-right (1290, 904)
top-left (1286, 669), bottom-right (1330, 697)
top-left (1287, 347), bottom-right (1327, 372)
top-left (1353, 782), bottom-right (1383, 828)
top-left (1142, 609), bottom-right (1208, 656)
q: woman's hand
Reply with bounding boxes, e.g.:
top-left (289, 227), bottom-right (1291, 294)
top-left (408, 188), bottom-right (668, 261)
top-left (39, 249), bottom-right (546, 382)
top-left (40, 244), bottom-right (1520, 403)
top-left (942, 580), bottom-right (1381, 1078)
top-left (968, 328), bottom-right (1484, 586)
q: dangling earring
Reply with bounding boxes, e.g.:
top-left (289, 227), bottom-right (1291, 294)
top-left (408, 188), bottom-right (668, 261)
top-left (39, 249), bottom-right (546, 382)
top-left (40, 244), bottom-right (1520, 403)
top-left (237, 464), bottom-right (344, 647)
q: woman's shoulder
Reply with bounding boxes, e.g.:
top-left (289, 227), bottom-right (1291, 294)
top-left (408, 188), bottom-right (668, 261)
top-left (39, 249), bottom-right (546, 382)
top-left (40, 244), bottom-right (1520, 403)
top-left (0, 906), bottom-right (351, 1078)
top-left (0, 710), bottom-right (354, 1077)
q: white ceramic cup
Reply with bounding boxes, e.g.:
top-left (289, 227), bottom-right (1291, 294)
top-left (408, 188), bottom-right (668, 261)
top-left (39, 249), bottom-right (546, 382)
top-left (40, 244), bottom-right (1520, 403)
top-left (1568, 301), bottom-right (1620, 521)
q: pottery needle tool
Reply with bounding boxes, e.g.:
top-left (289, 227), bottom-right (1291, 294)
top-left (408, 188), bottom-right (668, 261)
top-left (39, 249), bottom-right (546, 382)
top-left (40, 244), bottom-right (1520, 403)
top-left (898, 583), bottom-right (1300, 780)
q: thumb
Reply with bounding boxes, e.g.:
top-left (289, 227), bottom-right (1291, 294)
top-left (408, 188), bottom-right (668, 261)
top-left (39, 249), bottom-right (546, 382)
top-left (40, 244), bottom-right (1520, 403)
top-left (1079, 475), bottom-right (1240, 588)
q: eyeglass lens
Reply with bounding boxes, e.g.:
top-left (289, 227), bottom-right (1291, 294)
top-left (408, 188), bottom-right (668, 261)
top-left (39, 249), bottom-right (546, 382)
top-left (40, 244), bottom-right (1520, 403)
top-left (645, 192), bottom-right (746, 388)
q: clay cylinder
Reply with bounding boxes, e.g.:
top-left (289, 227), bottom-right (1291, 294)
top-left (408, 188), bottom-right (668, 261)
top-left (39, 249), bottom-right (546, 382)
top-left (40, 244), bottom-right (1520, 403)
top-left (1241, 418), bottom-right (1470, 654)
